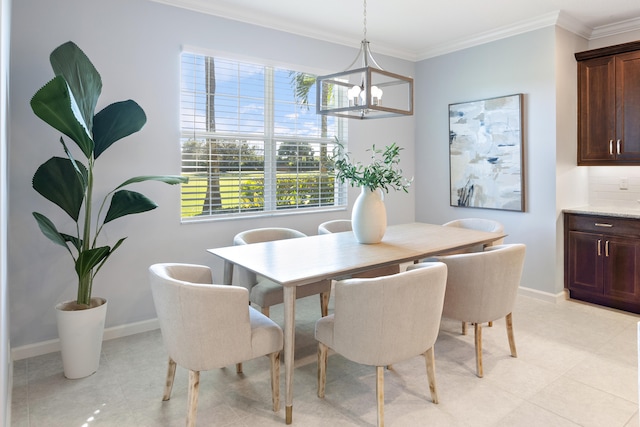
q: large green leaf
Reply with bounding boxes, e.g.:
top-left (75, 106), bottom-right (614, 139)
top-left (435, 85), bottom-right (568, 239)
top-left (93, 237), bottom-right (126, 276)
top-left (104, 190), bottom-right (157, 224)
top-left (30, 76), bottom-right (94, 158)
top-left (93, 100), bottom-right (147, 159)
top-left (49, 41), bottom-right (101, 133)
top-left (58, 137), bottom-right (88, 189)
top-left (76, 246), bottom-right (110, 280)
top-left (32, 157), bottom-right (87, 221)
top-left (115, 175), bottom-right (188, 190)
top-left (32, 212), bottom-right (69, 248)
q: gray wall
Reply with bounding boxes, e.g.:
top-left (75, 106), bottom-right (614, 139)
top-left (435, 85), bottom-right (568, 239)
top-left (8, 0), bottom-right (416, 350)
top-left (414, 28), bottom-right (562, 295)
top-left (1, 0), bottom-right (11, 422)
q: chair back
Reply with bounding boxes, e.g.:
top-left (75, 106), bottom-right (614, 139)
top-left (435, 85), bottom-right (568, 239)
top-left (331, 263), bottom-right (448, 366)
top-left (233, 228), bottom-right (306, 288)
top-left (149, 263), bottom-right (253, 371)
top-left (443, 218), bottom-right (504, 245)
top-left (318, 220), bottom-right (352, 235)
top-left (234, 227), bottom-right (306, 245)
top-left (437, 244), bottom-right (525, 324)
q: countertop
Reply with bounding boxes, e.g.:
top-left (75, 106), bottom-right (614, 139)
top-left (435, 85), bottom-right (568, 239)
top-left (563, 205), bottom-right (640, 219)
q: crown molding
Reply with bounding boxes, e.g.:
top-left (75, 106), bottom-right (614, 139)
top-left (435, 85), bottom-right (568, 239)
top-left (149, 0), bottom-right (417, 60)
top-left (416, 11), bottom-right (571, 60)
top-left (149, 1), bottom-right (640, 62)
top-left (591, 16), bottom-right (640, 39)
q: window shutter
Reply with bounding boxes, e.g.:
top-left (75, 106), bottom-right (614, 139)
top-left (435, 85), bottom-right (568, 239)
top-left (180, 52), bottom-right (347, 219)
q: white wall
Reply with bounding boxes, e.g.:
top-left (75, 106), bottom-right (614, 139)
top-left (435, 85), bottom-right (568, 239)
top-left (8, 0), bottom-right (415, 351)
top-left (1, 0), bottom-right (11, 422)
top-left (414, 28), bottom-right (560, 295)
top-left (554, 27), bottom-right (589, 301)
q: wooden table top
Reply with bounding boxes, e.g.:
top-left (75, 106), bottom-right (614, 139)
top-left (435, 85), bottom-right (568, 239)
top-left (208, 222), bottom-right (506, 287)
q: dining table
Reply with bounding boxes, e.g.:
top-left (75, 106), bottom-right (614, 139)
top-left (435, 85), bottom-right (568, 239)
top-left (207, 222), bottom-right (506, 424)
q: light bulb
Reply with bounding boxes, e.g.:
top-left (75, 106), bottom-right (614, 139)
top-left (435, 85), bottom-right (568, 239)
top-left (371, 86), bottom-right (383, 106)
top-left (348, 86), bottom-right (362, 106)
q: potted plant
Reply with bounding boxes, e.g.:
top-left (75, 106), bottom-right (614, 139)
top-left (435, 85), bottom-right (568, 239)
top-left (333, 140), bottom-right (411, 243)
top-left (30, 41), bottom-right (187, 379)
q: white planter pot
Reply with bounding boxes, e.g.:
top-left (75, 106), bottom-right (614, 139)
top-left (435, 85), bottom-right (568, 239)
top-left (55, 297), bottom-right (107, 379)
top-left (351, 186), bottom-right (387, 244)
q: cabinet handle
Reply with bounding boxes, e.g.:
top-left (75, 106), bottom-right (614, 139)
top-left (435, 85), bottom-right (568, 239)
top-left (597, 239), bottom-right (602, 256)
top-left (609, 140), bottom-right (614, 155)
top-left (605, 240), bottom-right (610, 257)
top-left (595, 223), bottom-right (613, 228)
top-left (617, 139), bottom-right (621, 155)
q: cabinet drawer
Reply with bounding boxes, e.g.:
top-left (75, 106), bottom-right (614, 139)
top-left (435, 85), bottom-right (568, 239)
top-left (566, 214), bottom-right (640, 237)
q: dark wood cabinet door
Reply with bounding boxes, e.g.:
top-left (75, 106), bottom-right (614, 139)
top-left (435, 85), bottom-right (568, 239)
top-left (567, 231), bottom-right (604, 294)
top-left (578, 56), bottom-right (616, 164)
top-left (603, 236), bottom-right (640, 302)
top-left (615, 51), bottom-right (640, 161)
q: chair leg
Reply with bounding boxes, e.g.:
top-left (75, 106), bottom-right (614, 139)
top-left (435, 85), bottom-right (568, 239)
top-left (376, 366), bottom-right (385, 427)
top-left (186, 370), bottom-right (200, 427)
top-left (474, 323), bottom-right (483, 378)
top-left (261, 306), bottom-right (270, 317)
top-left (162, 357), bottom-right (177, 401)
top-left (488, 321), bottom-right (493, 327)
top-left (269, 351), bottom-right (281, 412)
top-left (320, 291), bottom-right (330, 317)
top-left (461, 321), bottom-right (467, 335)
top-left (506, 312), bottom-right (517, 357)
top-left (317, 342), bottom-right (328, 398)
top-left (236, 363), bottom-right (243, 374)
top-left (424, 347), bottom-right (439, 404)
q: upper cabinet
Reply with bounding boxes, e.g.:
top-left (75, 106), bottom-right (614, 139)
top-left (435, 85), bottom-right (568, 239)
top-left (576, 41), bottom-right (640, 165)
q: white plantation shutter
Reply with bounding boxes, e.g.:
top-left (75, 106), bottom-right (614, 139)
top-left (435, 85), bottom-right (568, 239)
top-left (180, 52), bottom-right (347, 220)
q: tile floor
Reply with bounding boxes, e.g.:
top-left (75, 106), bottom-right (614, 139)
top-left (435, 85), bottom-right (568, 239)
top-left (10, 294), bottom-right (640, 426)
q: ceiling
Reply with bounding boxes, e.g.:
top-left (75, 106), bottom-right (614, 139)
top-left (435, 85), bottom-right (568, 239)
top-left (152, 0), bottom-right (640, 60)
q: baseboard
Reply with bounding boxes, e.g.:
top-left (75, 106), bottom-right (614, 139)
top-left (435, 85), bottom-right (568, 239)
top-left (11, 318), bottom-right (160, 361)
top-left (518, 286), bottom-right (566, 303)
top-left (11, 288), bottom-right (564, 361)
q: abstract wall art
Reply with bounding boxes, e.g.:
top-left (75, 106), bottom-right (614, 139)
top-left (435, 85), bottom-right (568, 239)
top-left (449, 93), bottom-right (524, 211)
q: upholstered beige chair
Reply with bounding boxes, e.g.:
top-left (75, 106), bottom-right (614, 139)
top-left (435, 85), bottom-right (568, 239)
top-left (317, 219), bottom-right (400, 278)
top-left (317, 219), bottom-right (352, 234)
top-left (315, 263), bottom-right (448, 427)
top-left (411, 244), bottom-right (526, 378)
top-left (443, 218), bottom-right (505, 251)
top-left (149, 263), bottom-right (283, 427)
top-left (442, 218), bottom-right (506, 331)
top-left (234, 227), bottom-right (332, 317)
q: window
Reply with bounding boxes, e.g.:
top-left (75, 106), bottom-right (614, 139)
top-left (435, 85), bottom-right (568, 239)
top-left (180, 52), bottom-right (347, 220)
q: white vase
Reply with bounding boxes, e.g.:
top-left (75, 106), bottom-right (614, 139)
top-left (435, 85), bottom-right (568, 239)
top-left (351, 186), bottom-right (387, 244)
top-left (55, 297), bottom-right (107, 379)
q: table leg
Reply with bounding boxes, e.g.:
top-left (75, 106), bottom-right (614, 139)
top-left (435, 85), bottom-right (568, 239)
top-left (283, 285), bottom-right (296, 424)
top-left (223, 261), bottom-right (234, 286)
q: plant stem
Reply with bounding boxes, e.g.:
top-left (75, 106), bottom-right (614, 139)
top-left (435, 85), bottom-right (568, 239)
top-left (78, 156), bottom-right (94, 306)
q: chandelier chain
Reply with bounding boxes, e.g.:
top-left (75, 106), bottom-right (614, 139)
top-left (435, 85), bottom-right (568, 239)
top-left (363, 0), bottom-right (367, 41)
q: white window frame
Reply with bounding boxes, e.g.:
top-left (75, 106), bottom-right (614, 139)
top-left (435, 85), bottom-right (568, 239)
top-left (179, 49), bottom-right (348, 222)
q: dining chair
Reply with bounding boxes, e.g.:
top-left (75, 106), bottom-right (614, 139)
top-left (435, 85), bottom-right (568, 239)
top-left (410, 244), bottom-right (526, 378)
top-left (317, 219), bottom-right (400, 278)
top-left (315, 263), bottom-right (448, 427)
top-left (234, 227), bottom-right (332, 317)
top-left (443, 218), bottom-right (505, 250)
top-left (442, 217), bottom-right (506, 331)
top-left (149, 263), bottom-right (283, 427)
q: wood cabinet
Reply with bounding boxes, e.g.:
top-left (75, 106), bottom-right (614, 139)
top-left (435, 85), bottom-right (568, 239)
top-left (576, 41), bottom-right (640, 165)
top-left (565, 213), bottom-right (640, 314)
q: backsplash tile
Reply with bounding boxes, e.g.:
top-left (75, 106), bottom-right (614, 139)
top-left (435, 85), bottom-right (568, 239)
top-left (589, 166), bottom-right (640, 207)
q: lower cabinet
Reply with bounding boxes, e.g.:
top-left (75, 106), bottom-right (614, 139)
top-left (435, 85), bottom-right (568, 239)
top-left (565, 213), bottom-right (640, 314)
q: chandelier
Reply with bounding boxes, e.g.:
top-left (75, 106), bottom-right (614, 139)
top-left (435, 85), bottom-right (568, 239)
top-left (315, 0), bottom-right (414, 119)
